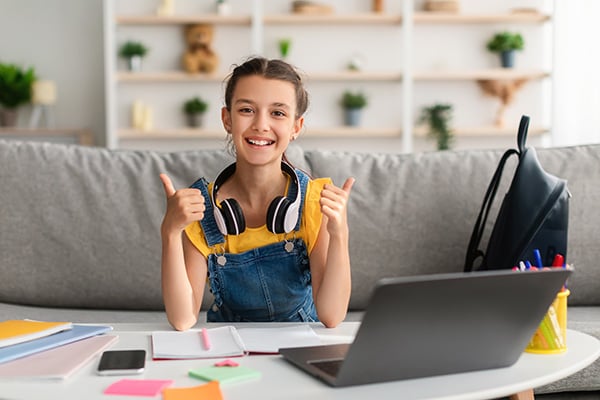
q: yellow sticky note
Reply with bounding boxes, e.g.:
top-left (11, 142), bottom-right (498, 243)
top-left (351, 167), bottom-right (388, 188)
top-left (162, 381), bottom-right (223, 400)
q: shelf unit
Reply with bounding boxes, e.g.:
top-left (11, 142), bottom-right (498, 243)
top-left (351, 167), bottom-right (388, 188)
top-left (104, 0), bottom-right (552, 152)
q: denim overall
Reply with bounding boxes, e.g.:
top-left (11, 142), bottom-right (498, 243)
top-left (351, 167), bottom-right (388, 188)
top-left (191, 170), bottom-right (318, 323)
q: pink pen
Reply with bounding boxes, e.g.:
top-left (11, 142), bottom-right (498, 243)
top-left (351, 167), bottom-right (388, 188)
top-left (201, 328), bottom-right (211, 350)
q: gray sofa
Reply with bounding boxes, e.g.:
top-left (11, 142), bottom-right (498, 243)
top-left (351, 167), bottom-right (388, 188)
top-left (1, 139), bottom-right (599, 398)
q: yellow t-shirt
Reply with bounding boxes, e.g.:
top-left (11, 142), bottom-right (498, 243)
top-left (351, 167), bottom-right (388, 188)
top-left (185, 177), bottom-right (332, 257)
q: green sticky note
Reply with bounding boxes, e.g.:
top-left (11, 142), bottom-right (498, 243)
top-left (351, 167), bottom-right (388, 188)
top-left (188, 366), bottom-right (261, 384)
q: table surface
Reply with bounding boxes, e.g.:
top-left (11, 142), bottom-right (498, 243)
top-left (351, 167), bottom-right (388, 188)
top-left (0, 322), bottom-right (598, 400)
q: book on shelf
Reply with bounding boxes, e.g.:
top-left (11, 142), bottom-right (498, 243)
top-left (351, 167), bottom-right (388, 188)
top-left (0, 324), bottom-right (113, 364)
top-left (0, 320), bottom-right (72, 348)
top-left (151, 324), bottom-right (321, 359)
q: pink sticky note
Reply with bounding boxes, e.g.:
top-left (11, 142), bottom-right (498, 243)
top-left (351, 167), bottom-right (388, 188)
top-left (104, 379), bottom-right (174, 396)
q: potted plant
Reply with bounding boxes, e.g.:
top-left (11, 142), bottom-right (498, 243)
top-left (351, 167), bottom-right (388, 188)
top-left (419, 103), bottom-right (454, 151)
top-left (183, 96), bottom-right (208, 128)
top-left (119, 41), bottom-right (149, 72)
top-left (340, 91), bottom-right (367, 127)
top-left (0, 63), bottom-right (36, 127)
top-left (486, 31), bottom-right (524, 68)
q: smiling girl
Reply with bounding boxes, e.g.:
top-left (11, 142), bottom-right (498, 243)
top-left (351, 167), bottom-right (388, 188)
top-left (159, 57), bottom-right (354, 330)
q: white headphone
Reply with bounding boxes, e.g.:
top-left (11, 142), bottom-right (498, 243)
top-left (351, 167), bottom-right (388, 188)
top-left (212, 162), bottom-right (301, 235)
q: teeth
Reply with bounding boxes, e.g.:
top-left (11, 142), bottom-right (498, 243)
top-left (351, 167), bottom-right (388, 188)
top-left (248, 139), bottom-right (273, 146)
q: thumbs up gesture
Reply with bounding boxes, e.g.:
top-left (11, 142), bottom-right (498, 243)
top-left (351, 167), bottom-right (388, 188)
top-left (160, 174), bottom-right (206, 236)
top-left (320, 177), bottom-right (355, 236)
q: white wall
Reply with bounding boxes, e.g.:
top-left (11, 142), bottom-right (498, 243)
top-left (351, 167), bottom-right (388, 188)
top-left (0, 0), bottom-right (106, 144)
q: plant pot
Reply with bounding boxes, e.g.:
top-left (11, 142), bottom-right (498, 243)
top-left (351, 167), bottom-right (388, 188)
top-left (186, 113), bottom-right (204, 128)
top-left (0, 108), bottom-right (18, 127)
top-left (344, 108), bottom-right (362, 127)
top-left (500, 50), bottom-right (515, 68)
top-left (127, 56), bottom-right (143, 72)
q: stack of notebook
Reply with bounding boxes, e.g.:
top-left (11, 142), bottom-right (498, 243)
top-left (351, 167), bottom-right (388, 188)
top-left (0, 319), bottom-right (115, 379)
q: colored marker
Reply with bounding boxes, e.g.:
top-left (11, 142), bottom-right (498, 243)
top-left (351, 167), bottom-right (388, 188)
top-left (201, 328), bottom-right (211, 350)
top-left (533, 249), bottom-right (544, 268)
top-left (552, 253), bottom-right (565, 267)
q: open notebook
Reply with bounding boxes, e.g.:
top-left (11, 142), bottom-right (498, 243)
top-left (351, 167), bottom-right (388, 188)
top-left (152, 325), bottom-right (321, 359)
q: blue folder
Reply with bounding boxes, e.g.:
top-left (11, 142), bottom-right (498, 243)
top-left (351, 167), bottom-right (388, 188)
top-left (0, 324), bottom-right (113, 364)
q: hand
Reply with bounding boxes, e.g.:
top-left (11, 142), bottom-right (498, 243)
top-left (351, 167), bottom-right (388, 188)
top-left (160, 174), bottom-right (206, 236)
top-left (319, 177), bottom-right (355, 236)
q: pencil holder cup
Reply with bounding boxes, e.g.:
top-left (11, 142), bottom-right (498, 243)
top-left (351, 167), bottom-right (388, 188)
top-left (525, 289), bottom-right (569, 354)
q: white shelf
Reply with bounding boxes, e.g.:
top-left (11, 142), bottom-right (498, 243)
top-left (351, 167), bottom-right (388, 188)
top-left (116, 14), bottom-right (251, 25)
top-left (117, 71), bottom-right (226, 82)
top-left (414, 69), bottom-right (550, 81)
top-left (264, 13), bottom-right (402, 25)
top-left (118, 127), bottom-right (402, 140)
top-left (415, 125), bottom-right (548, 137)
top-left (105, 0), bottom-right (554, 151)
top-left (413, 12), bottom-right (550, 24)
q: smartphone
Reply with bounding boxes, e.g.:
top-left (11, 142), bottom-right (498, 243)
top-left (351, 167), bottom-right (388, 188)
top-left (97, 349), bottom-right (146, 375)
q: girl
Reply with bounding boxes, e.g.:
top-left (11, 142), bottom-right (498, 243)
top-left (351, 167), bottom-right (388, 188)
top-left (159, 57), bottom-right (354, 330)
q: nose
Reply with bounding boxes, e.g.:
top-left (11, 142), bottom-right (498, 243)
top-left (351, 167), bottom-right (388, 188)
top-left (252, 110), bottom-right (270, 132)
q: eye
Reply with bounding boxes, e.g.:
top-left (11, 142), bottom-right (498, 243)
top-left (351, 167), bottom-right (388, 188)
top-left (238, 107), bottom-right (254, 114)
top-left (272, 110), bottom-right (286, 117)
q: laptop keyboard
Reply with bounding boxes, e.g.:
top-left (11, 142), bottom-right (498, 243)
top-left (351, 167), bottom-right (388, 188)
top-left (309, 359), bottom-right (344, 377)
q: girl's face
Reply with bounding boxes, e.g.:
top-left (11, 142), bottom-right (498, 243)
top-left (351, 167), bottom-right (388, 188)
top-left (222, 75), bottom-right (303, 166)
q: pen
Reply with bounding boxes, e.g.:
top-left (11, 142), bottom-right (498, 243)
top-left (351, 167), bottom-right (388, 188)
top-left (201, 328), bottom-right (211, 350)
top-left (533, 249), bottom-right (544, 268)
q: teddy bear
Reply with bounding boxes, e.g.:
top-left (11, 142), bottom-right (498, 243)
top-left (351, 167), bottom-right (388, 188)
top-left (182, 24), bottom-right (219, 74)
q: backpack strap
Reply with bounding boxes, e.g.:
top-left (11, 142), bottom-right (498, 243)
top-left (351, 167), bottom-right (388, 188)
top-left (464, 148), bottom-right (519, 272)
top-left (517, 115), bottom-right (530, 154)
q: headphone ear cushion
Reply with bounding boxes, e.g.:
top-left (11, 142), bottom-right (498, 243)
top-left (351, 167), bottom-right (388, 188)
top-left (267, 196), bottom-right (292, 234)
top-left (219, 198), bottom-right (246, 235)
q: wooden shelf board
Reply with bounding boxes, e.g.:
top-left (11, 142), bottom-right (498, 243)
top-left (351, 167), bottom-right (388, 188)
top-left (264, 13), bottom-right (402, 25)
top-left (119, 128), bottom-right (226, 139)
top-left (414, 69), bottom-right (550, 81)
top-left (415, 125), bottom-right (548, 137)
top-left (117, 71), bottom-right (402, 82)
top-left (117, 71), bottom-right (226, 82)
top-left (302, 127), bottom-right (401, 137)
top-left (304, 71), bottom-right (402, 81)
top-left (116, 14), bottom-right (251, 25)
top-left (117, 70), bottom-right (549, 83)
top-left (413, 12), bottom-right (550, 24)
top-left (118, 127), bottom-right (402, 139)
top-left (120, 125), bottom-right (548, 140)
top-left (0, 128), bottom-right (94, 145)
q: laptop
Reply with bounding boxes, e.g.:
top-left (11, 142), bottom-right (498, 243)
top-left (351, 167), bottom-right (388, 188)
top-left (280, 268), bottom-right (571, 387)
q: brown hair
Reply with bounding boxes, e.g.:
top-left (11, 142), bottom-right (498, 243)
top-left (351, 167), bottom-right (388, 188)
top-left (224, 57), bottom-right (309, 119)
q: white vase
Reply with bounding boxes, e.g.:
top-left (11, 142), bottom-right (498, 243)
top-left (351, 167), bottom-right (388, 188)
top-left (127, 56), bottom-right (143, 72)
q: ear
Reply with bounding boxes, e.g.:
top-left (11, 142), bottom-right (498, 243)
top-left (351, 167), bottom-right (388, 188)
top-left (293, 116), bottom-right (304, 136)
top-left (221, 106), bottom-right (232, 133)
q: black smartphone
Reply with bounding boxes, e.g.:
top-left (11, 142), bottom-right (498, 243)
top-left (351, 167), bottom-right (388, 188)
top-left (97, 349), bottom-right (146, 375)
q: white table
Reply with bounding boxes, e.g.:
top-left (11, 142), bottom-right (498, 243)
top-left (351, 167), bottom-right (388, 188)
top-left (0, 323), bottom-right (598, 400)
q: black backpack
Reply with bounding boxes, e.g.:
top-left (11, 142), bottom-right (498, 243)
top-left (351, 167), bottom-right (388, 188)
top-left (464, 115), bottom-right (570, 272)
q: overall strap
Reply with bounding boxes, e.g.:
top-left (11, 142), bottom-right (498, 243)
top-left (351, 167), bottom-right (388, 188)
top-left (294, 169), bottom-right (310, 232)
top-left (190, 177), bottom-right (225, 247)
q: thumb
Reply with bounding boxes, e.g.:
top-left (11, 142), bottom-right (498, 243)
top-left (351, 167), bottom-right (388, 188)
top-left (159, 173), bottom-right (176, 197)
top-left (342, 177), bottom-right (355, 195)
